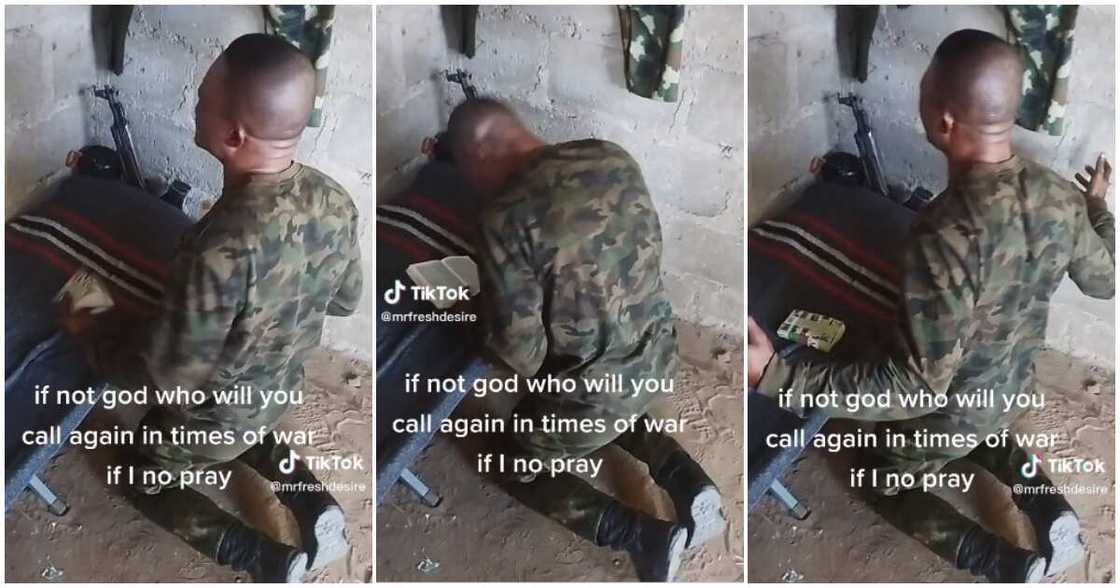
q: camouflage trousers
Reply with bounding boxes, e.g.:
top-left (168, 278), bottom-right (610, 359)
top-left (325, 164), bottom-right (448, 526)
top-left (123, 403), bottom-right (294, 560)
top-left (497, 391), bottom-right (686, 543)
top-left (861, 429), bottom-right (1037, 565)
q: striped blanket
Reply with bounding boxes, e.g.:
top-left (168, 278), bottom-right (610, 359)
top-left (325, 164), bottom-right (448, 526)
top-left (6, 176), bottom-right (190, 507)
top-left (747, 182), bottom-right (916, 509)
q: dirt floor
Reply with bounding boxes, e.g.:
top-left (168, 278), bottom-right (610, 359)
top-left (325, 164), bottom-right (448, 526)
top-left (376, 328), bottom-right (744, 582)
top-left (5, 348), bottom-right (373, 583)
top-left (748, 349), bottom-right (1115, 583)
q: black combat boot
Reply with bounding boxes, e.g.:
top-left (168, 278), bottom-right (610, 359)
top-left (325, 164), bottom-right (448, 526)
top-left (653, 450), bottom-right (728, 548)
top-left (1014, 478), bottom-right (1086, 577)
top-left (955, 525), bottom-right (1046, 583)
top-left (274, 466), bottom-right (350, 572)
top-left (216, 523), bottom-right (308, 583)
top-left (596, 502), bottom-right (688, 581)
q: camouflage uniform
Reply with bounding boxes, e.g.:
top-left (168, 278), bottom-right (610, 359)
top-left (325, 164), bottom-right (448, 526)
top-left (94, 162), bottom-right (363, 559)
top-left (757, 155), bottom-right (1114, 563)
top-left (1005, 5), bottom-right (1078, 135)
top-left (477, 139), bottom-right (681, 541)
top-left (618, 6), bottom-right (685, 103)
top-left (265, 5), bottom-right (335, 128)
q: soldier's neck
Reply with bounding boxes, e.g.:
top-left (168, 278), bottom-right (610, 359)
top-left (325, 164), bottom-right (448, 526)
top-left (947, 141), bottom-right (1013, 182)
top-left (223, 149), bottom-right (299, 189)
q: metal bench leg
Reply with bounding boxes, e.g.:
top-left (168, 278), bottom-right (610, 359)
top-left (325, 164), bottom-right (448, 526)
top-left (399, 468), bottom-right (442, 507)
top-left (29, 475), bottom-right (69, 516)
top-left (769, 480), bottom-right (809, 520)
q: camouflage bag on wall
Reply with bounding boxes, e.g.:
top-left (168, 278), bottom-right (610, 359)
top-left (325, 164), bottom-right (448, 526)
top-left (1005, 5), bottom-right (1078, 136)
top-left (618, 5), bottom-right (685, 103)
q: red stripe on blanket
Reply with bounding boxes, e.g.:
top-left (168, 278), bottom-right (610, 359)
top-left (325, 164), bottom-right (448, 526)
top-left (749, 234), bottom-right (897, 325)
top-left (7, 232), bottom-right (153, 314)
top-left (43, 204), bottom-right (171, 280)
top-left (787, 212), bottom-right (901, 282)
top-left (400, 192), bottom-right (470, 238)
top-left (378, 225), bottom-right (441, 264)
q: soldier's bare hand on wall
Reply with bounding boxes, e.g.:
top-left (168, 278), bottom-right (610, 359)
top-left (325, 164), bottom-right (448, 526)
top-left (1075, 153), bottom-right (1112, 200)
top-left (747, 316), bottom-right (775, 388)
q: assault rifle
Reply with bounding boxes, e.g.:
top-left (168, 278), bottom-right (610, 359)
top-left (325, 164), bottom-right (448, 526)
top-left (93, 85), bottom-right (146, 192)
top-left (838, 93), bottom-right (889, 198)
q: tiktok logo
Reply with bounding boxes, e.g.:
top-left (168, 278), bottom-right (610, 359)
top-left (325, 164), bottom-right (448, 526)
top-left (384, 280), bottom-right (407, 305)
top-left (1020, 453), bottom-right (1042, 479)
top-left (279, 448), bottom-right (302, 475)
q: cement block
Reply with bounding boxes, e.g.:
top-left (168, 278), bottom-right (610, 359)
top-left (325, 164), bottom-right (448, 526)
top-left (395, 6), bottom-right (449, 90)
top-left (48, 22), bottom-right (97, 104)
top-left (492, 5), bottom-right (621, 49)
top-left (661, 216), bottom-right (742, 289)
top-left (5, 28), bottom-right (51, 124)
top-left (747, 35), bottom-right (791, 130)
top-left (748, 6), bottom-right (834, 39)
top-left (449, 16), bottom-right (550, 107)
top-left (376, 88), bottom-right (442, 184)
top-left (327, 91), bottom-right (373, 175)
top-left (5, 104), bottom-right (85, 209)
top-left (748, 105), bottom-right (831, 208)
top-left (548, 35), bottom-right (680, 135)
top-left (793, 30), bottom-right (842, 111)
top-left (376, 8), bottom-right (408, 109)
top-left (142, 5), bottom-right (262, 52)
top-left (645, 140), bottom-right (739, 218)
top-left (685, 6), bottom-right (744, 74)
top-left (111, 34), bottom-right (196, 124)
top-left (332, 6), bottom-right (373, 95)
top-left (687, 66), bottom-right (744, 149)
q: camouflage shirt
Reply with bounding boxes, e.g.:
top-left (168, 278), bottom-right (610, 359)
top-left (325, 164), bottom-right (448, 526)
top-left (759, 156), bottom-right (1114, 433)
top-left (477, 139), bottom-right (677, 386)
top-left (99, 163), bottom-right (363, 404)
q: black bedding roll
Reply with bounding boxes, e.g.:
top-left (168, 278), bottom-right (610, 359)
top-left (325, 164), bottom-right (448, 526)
top-left (5, 176), bottom-right (191, 509)
top-left (747, 181), bottom-right (916, 509)
top-left (375, 161), bottom-right (487, 504)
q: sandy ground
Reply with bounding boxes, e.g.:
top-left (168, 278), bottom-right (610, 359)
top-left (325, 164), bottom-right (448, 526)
top-left (748, 349), bottom-right (1115, 583)
top-left (5, 348), bottom-right (373, 583)
top-left (376, 328), bottom-right (744, 582)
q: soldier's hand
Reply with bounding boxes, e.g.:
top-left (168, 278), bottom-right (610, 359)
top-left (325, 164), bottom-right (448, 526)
top-left (57, 303), bottom-right (97, 340)
top-left (1075, 153), bottom-right (1112, 201)
top-left (747, 316), bottom-right (775, 388)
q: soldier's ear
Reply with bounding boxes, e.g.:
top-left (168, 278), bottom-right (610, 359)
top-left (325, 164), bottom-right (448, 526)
top-left (223, 125), bottom-right (247, 149)
top-left (939, 111), bottom-right (955, 136)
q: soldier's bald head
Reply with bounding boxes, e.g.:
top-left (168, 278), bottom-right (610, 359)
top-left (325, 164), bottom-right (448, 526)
top-left (446, 98), bottom-right (528, 158)
top-left (444, 98), bottom-right (545, 196)
top-left (923, 29), bottom-right (1024, 131)
top-left (214, 33), bottom-right (316, 140)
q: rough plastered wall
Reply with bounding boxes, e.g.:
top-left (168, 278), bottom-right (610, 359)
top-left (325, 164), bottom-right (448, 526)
top-left (747, 5), bottom-right (842, 225)
top-left (748, 5), bottom-right (1116, 366)
top-left (378, 5), bottom-right (745, 334)
top-left (5, 5), bottom-right (101, 217)
top-left (6, 5), bottom-right (374, 357)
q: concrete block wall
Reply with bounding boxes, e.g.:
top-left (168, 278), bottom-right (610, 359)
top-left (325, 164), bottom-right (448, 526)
top-left (5, 5), bottom-right (374, 358)
top-left (5, 6), bottom-right (101, 218)
top-left (748, 5), bottom-right (1116, 366)
top-left (377, 5), bottom-right (745, 334)
top-left (747, 5), bottom-right (843, 225)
